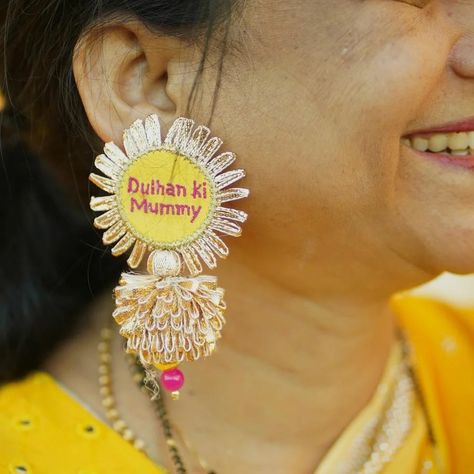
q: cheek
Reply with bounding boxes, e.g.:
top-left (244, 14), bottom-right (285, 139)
top-left (210, 4), bottom-right (451, 251)
top-left (349, 37), bottom-right (447, 135)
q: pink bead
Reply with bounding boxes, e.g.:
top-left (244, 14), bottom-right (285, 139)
top-left (161, 367), bottom-right (184, 392)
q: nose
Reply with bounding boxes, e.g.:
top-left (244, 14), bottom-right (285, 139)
top-left (449, 33), bottom-right (474, 78)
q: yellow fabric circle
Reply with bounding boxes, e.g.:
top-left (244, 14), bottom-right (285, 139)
top-left (13, 415), bottom-right (34, 432)
top-left (76, 422), bottom-right (101, 440)
top-left (118, 150), bottom-right (214, 246)
top-left (8, 462), bottom-right (32, 474)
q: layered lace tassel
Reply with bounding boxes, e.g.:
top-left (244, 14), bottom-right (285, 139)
top-left (112, 249), bottom-right (226, 398)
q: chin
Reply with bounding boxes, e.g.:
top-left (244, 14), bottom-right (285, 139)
top-left (422, 248), bottom-right (474, 277)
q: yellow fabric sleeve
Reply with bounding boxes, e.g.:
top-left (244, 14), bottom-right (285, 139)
top-left (0, 372), bottom-right (167, 474)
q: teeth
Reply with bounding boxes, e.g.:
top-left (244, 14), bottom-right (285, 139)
top-left (470, 131), bottom-right (474, 148)
top-left (403, 131), bottom-right (474, 156)
top-left (412, 136), bottom-right (429, 152)
top-left (429, 134), bottom-right (448, 152)
top-left (448, 132), bottom-right (469, 151)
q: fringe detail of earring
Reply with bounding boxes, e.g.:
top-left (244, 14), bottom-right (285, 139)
top-left (89, 114), bottom-right (249, 399)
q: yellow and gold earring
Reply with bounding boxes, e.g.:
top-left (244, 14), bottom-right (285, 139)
top-left (89, 114), bottom-right (249, 399)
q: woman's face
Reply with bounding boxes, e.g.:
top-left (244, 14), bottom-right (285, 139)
top-left (76, 0), bottom-right (474, 295)
top-left (192, 0), bottom-right (474, 293)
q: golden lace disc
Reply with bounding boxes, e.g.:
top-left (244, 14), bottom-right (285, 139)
top-left (89, 114), bottom-right (249, 273)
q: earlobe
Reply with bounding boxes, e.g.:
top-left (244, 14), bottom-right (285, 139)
top-left (73, 21), bottom-right (183, 145)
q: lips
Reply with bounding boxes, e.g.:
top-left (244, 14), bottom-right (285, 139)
top-left (402, 117), bottom-right (474, 170)
top-left (403, 115), bottom-right (474, 136)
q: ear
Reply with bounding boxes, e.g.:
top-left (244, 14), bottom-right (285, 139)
top-left (73, 21), bottom-right (198, 145)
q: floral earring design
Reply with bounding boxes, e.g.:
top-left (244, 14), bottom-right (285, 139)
top-left (89, 114), bottom-right (249, 399)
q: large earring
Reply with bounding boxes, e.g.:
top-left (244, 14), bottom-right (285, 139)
top-left (89, 114), bottom-right (249, 399)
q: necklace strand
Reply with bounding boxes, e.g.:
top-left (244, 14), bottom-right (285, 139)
top-left (98, 325), bottom-right (215, 473)
top-left (98, 325), bottom-right (435, 474)
top-left (98, 328), bottom-right (147, 452)
top-left (129, 356), bottom-right (217, 474)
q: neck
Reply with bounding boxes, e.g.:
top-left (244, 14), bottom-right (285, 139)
top-left (165, 256), bottom-right (400, 473)
top-left (43, 246), bottom-right (430, 473)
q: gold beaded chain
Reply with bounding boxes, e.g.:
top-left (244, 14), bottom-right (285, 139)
top-left (97, 328), bottom-right (148, 453)
top-left (128, 355), bottom-right (217, 474)
top-left (98, 325), bottom-right (216, 474)
top-left (98, 325), bottom-right (437, 474)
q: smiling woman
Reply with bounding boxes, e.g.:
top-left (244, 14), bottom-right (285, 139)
top-left (0, 1), bottom-right (473, 473)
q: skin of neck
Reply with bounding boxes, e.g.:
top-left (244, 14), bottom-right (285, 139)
top-left (44, 234), bottom-right (434, 473)
top-left (163, 240), bottom-right (432, 473)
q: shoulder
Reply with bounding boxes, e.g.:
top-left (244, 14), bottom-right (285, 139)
top-left (0, 372), bottom-right (165, 473)
top-left (389, 291), bottom-right (474, 473)
top-left (0, 372), bottom-right (59, 474)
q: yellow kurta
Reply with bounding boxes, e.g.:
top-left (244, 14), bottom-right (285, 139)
top-left (0, 291), bottom-right (473, 474)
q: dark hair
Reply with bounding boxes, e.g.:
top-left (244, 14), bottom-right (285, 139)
top-left (0, 0), bottom-right (240, 382)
